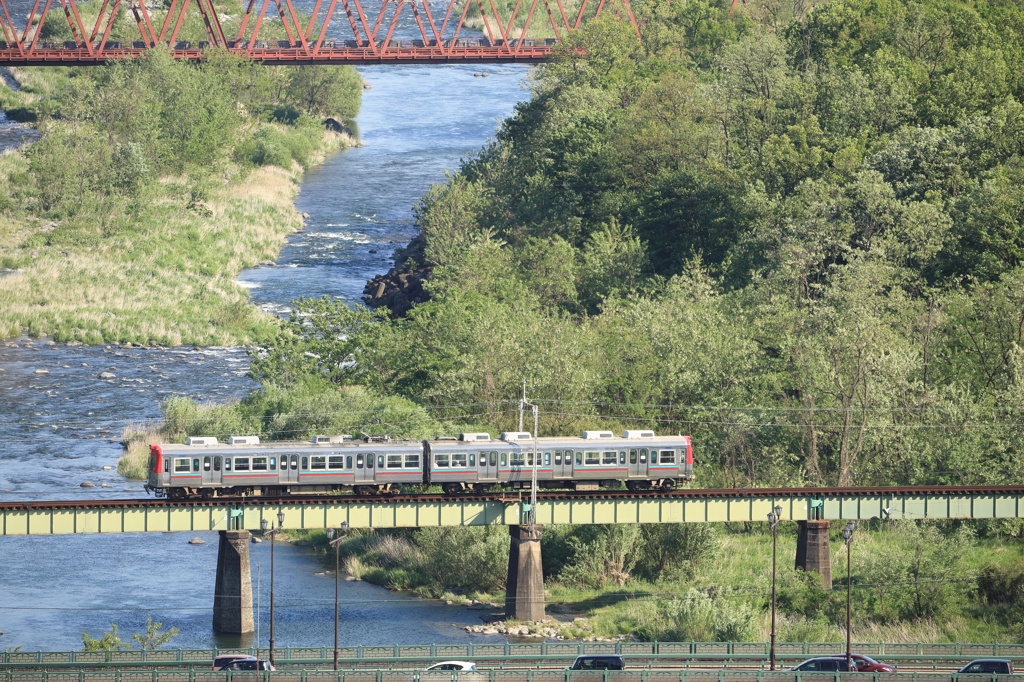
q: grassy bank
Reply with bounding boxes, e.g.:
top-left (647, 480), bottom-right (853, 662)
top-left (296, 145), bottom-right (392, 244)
top-left (0, 54), bottom-right (361, 346)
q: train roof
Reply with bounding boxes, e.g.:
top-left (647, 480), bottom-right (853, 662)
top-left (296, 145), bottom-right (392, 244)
top-left (427, 431), bottom-right (690, 447)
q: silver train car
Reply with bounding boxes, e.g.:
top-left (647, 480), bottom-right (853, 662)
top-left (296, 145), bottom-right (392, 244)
top-left (145, 430), bottom-right (694, 499)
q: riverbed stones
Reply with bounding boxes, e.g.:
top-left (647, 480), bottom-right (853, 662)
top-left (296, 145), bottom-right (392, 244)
top-left (34, 368), bottom-right (48, 374)
top-left (80, 481), bottom-right (95, 488)
top-left (189, 537), bottom-right (205, 544)
top-left (98, 372), bottom-right (116, 379)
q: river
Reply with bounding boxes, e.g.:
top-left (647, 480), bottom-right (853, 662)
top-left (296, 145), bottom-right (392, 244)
top-left (0, 63), bottom-right (530, 652)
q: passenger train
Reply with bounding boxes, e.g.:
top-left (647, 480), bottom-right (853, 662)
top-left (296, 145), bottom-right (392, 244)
top-left (145, 431), bottom-right (694, 499)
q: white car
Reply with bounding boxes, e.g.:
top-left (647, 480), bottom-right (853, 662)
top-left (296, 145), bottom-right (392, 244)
top-left (425, 662), bottom-right (477, 671)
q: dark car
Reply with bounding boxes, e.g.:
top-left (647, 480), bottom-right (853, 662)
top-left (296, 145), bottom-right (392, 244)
top-left (957, 660), bottom-right (1013, 675)
top-left (212, 655), bottom-right (257, 671)
top-left (565, 655), bottom-right (625, 671)
top-left (790, 657), bottom-right (855, 672)
top-left (831, 654), bottom-right (897, 672)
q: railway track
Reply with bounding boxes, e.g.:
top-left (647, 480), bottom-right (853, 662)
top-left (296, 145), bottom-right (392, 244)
top-left (3, 485), bottom-right (1024, 511)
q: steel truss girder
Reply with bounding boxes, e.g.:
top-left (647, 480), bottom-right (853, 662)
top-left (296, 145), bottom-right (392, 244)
top-left (0, 0), bottom-right (640, 64)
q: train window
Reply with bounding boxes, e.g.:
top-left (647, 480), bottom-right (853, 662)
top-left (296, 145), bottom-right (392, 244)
top-left (527, 453), bottom-right (534, 466)
top-left (357, 454), bottom-right (364, 469)
top-left (479, 452), bottom-right (488, 467)
top-left (435, 454), bottom-right (449, 467)
top-left (387, 455), bottom-right (402, 468)
top-left (377, 455), bottom-right (383, 468)
top-left (554, 452), bottom-right (561, 465)
top-left (575, 451), bottom-right (582, 465)
top-left (235, 457), bottom-right (250, 471)
top-left (500, 453), bottom-right (507, 467)
top-left (640, 448), bottom-right (647, 464)
top-left (510, 453), bottom-right (525, 466)
top-left (301, 456), bottom-right (308, 469)
top-left (347, 455), bottom-right (353, 469)
top-left (629, 450), bottom-right (638, 464)
top-left (545, 452), bottom-right (551, 465)
top-left (603, 451), bottom-right (616, 464)
top-left (620, 451), bottom-right (626, 464)
top-left (329, 456), bottom-right (345, 469)
top-left (203, 456), bottom-right (211, 471)
top-left (311, 456), bottom-right (326, 470)
top-left (192, 459), bottom-right (200, 471)
top-left (490, 452), bottom-right (497, 466)
top-left (164, 459), bottom-right (169, 473)
top-left (253, 457), bottom-right (268, 471)
top-left (174, 458), bottom-right (190, 473)
top-left (405, 454), bottom-right (419, 468)
top-left (452, 453), bottom-right (467, 467)
top-left (270, 457), bottom-right (276, 471)
top-left (469, 454), bottom-right (476, 466)
top-left (214, 456), bottom-right (222, 472)
top-left (660, 450), bottom-right (675, 464)
top-left (291, 455), bottom-right (298, 469)
top-left (585, 451), bottom-right (600, 465)
top-left (225, 458), bottom-right (232, 471)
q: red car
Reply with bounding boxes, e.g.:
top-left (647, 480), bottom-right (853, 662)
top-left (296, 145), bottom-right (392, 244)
top-left (833, 654), bottom-right (897, 672)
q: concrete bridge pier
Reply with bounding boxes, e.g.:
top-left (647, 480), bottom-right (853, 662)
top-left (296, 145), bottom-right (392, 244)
top-left (505, 524), bottom-right (545, 622)
top-left (213, 529), bottom-right (254, 633)
top-left (795, 520), bottom-right (832, 588)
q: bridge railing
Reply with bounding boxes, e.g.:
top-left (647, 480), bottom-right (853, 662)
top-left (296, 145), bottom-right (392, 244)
top-left (4, 642), bottom-right (1024, 666)
top-left (1, 669), bottom-right (1022, 682)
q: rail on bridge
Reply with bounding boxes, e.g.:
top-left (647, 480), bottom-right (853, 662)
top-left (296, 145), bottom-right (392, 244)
top-left (0, 0), bottom-right (640, 65)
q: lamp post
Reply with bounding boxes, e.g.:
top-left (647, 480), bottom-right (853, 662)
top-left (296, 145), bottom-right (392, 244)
top-left (261, 510), bottom-right (285, 666)
top-left (325, 521), bottom-right (350, 671)
top-left (767, 504), bottom-right (782, 671)
top-left (842, 520), bottom-right (856, 672)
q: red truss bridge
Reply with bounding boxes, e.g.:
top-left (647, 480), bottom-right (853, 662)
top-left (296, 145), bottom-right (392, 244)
top-left (0, 0), bottom-right (639, 64)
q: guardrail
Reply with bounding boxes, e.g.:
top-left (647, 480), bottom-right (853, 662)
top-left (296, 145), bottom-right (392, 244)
top-left (5, 644), bottom-right (1024, 666)
top-left (1, 669), bottom-right (1022, 682)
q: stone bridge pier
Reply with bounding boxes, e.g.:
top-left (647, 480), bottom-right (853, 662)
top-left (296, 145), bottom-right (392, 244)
top-left (505, 524), bottom-right (545, 622)
top-left (795, 519), bottom-right (832, 588)
top-left (213, 529), bottom-right (254, 633)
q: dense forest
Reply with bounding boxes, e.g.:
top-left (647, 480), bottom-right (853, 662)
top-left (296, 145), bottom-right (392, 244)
top-left (239, 0), bottom-right (1024, 490)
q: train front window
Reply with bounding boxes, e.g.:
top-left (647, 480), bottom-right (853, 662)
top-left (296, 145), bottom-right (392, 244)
top-left (174, 458), bottom-right (190, 473)
top-left (311, 456), bottom-right (326, 470)
top-left (214, 456), bottom-right (221, 471)
top-left (203, 457), bottom-right (211, 471)
top-left (435, 454), bottom-right (449, 468)
top-left (387, 455), bottom-right (402, 468)
top-left (235, 457), bottom-right (250, 471)
top-left (660, 450), bottom-right (675, 464)
top-left (585, 452), bottom-right (600, 465)
top-left (329, 456), bottom-right (344, 469)
top-left (253, 457), bottom-right (268, 471)
top-left (405, 454), bottom-right (419, 468)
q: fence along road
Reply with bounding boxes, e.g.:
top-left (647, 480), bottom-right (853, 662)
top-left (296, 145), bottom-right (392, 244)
top-left (2, 642), bottom-right (1023, 671)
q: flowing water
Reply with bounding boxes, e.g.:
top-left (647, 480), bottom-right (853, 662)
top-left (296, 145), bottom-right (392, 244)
top-left (0, 63), bottom-right (530, 652)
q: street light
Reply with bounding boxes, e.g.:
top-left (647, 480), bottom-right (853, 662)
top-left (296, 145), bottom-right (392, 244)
top-left (325, 521), bottom-right (350, 671)
top-left (261, 511), bottom-right (286, 666)
top-left (842, 520), bottom-right (856, 672)
top-left (767, 504), bottom-right (782, 671)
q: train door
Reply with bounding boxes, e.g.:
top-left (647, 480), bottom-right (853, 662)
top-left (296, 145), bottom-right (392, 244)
top-left (279, 454), bottom-right (299, 484)
top-left (478, 450), bottom-right (499, 481)
top-left (354, 452), bottom-right (375, 485)
top-left (201, 455), bottom-right (222, 487)
top-left (626, 448), bottom-right (650, 479)
top-left (553, 449), bottom-right (572, 479)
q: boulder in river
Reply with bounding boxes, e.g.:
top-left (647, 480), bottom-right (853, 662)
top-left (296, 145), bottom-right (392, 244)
top-left (98, 372), bottom-right (116, 379)
top-left (188, 537), bottom-right (205, 544)
top-left (80, 481), bottom-right (95, 488)
top-left (34, 369), bottom-right (49, 374)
